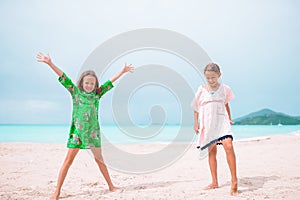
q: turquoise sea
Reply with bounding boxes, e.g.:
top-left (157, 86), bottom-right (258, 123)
top-left (0, 124), bottom-right (299, 144)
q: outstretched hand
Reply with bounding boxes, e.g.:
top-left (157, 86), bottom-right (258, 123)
top-left (36, 52), bottom-right (51, 64)
top-left (36, 52), bottom-right (63, 77)
top-left (122, 63), bottom-right (134, 74)
top-left (110, 63), bottom-right (134, 83)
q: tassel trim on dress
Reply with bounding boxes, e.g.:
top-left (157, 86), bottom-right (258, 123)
top-left (197, 135), bottom-right (233, 150)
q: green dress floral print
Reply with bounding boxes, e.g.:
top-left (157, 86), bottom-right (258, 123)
top-left (59, 73), bottom-right (113, 149)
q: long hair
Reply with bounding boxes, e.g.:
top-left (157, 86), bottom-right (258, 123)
top-left (77, 70), bottom-right (100, 93)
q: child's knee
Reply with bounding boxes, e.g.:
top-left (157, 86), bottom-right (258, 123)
top-left (64, 158), bottom-right (75, 166)
top-left (208, 145), bottom-right (217, 155)
top-left (94, 156), bottom-right (105, 164)
top-left (223, 143), bottom-right (234, 153)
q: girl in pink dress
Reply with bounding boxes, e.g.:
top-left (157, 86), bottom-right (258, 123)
top-left (192, 63), bottom-right (238, 195)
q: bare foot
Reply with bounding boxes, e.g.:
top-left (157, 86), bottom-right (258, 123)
top-left (203, 183), bottom-right (219, 190)
top-left (109, 186), bottom-right (124, 192)
top-left (50, 192), bottom-right (59, 200)
top-left (230, 181), bottom-right (238, 196)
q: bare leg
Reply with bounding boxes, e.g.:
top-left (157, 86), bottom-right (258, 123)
top-left (90, 147), bottom-right (122, 192)
top-left (51, 148), bottom-right (80, 200)
top-left (222, 138), bottom-right (238, 196)
top-left (204, 144), bottom-right (219, 190)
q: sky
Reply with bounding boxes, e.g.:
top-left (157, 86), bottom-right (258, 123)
top-left (1, 0), bottom-right (300, 125)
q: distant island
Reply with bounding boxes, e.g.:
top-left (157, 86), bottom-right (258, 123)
top-left (233, 109), bottom-right (300, 125)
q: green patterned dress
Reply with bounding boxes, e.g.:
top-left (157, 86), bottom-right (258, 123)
top-left (58, 73), bottom-right (113, 149)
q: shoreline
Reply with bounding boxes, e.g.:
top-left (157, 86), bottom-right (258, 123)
top-left (1, 131), bottom-right (299, 145)
top-left (1, 134), bottom-right (300, 199)
top-left (1, 124), bottom-right (300, 145)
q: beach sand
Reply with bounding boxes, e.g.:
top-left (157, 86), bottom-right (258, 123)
top-left (1, 134), bottom-right (300, 200)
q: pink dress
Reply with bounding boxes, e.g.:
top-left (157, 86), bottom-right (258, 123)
top-left (191, 84), bottom-right (235, 150)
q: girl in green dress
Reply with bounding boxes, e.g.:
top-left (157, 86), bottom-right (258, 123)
top-left (36, 52), bottom-right (134, 200)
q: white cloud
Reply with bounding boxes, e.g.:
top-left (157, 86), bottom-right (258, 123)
top-left (25, 100), bottom-right (57, 111)
top-left (0, 99), bottom-right (70, 124)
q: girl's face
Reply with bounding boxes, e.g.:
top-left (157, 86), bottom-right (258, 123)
top-left (82, 75), bottom-right (96, 93)
top-left (204, 71), bottom-right (221, 88)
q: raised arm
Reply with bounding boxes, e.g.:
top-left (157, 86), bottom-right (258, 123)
top-left (110, 63), bottom-right (134, 83)
top-left (36, 52), bottom-right (63, 77)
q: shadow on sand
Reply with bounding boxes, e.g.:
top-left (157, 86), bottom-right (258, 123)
top-left (222, 175), bottom-right (279, 194)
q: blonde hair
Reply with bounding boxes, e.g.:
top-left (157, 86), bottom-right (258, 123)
top-left (77, 70), bottom-right (100, 93)
top-left (204, 63), bottom-right (221, 74)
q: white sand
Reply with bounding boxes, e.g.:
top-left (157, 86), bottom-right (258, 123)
top-left (1, 134), bottom-right (300, 200)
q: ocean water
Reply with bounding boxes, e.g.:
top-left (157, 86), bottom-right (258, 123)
top-left (0, 124), bottom-right (299, 144)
